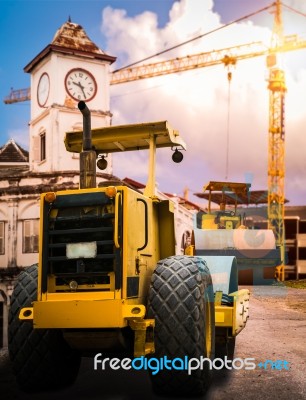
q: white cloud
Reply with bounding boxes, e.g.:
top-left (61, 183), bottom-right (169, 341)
top-left (102, 0), bottom-right (306, 205)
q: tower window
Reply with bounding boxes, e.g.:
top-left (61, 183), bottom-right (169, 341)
top-left (40, 132), bottom-right (46, 161)
top-left (0, 222), bottom-right (4, 255)
top-left (32, 130), bottom-right (46, 163)
top-left (23, 220), bottom-right (39, 253)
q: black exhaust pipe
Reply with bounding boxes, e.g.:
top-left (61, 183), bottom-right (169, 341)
top-left (78, 101), bottom-right (96, 189)
top-left (78, 101), bottom-right (92, 151)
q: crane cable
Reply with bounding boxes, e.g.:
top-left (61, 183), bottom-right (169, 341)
top-left (225, 71), bottom-right (232, 181)
top-left (113, 4), bottom-right (274, 73)
top-left (282, 2), bottom-right (306, 18)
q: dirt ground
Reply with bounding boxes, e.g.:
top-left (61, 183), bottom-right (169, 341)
top-left (0, 285), bottom-right (305, 400)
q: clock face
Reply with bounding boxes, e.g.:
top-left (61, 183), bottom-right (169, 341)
top-left (65, 68), bottom-right (97, 102)
top-left (37, 73), bottom-right (50, 107)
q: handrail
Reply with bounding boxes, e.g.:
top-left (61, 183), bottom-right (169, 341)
top-left (137, 198), bottom-right (148, 251)
top-left (114, 192), bottom-right (122, 248)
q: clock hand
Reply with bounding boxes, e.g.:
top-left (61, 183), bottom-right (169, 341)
top-left (72, 81), bottom-right (86, 99)
top-left (79, 84), bottom-right (86, 99)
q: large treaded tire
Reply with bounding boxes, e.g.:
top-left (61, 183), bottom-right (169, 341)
top-left (8, 264), bottom-right (81, 392)
top-left (147, 256), bottom-right (215, 396)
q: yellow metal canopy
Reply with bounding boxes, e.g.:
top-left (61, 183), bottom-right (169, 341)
top-left (202, 181), bottom-right (251, 195)
top-left (64, 120), bottom-right (186, 153)
top-left (195, 181), bottom-right (290, 205)
top-left (197, 181), bottom-right (252, 208)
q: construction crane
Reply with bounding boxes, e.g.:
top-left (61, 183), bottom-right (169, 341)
top-left (267, 0), bottom-right (287, 279)
top-left (4, 1), bottom-right (306, 278)
top-left (5, 37), bottom-right (306, 97)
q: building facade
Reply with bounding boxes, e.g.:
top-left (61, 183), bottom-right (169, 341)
top-left (0, 20), bottom-right (198, 348)
top-left (0, 20), bottom-right (116, 347)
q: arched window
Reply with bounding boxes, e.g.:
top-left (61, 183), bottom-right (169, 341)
top-left (181, 230), bottom-right (191, 254)
top-left (0, 222), bottom-right (4, 255)
top-left (23, 220), bottom-right (39, 253)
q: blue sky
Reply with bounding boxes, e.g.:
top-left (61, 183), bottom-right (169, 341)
top-left (0, 0), bottom-right (271, 147)
top-left (1, 0), bottom-right (306, 205)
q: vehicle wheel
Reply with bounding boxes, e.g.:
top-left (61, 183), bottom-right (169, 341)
top-left (147, 255), bottom-right (215, 396)
top-left (8, 264), bottom-right (81, 392)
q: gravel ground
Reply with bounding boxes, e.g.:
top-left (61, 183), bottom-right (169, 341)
top-left (0, 285), bottom-right (305, 400)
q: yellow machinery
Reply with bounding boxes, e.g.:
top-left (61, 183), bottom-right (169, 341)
top-left (8, 102), bottom-right (249, 396)
top-left (194, 181), bottom-right (282, 285)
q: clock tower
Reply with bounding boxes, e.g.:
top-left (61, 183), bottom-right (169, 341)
top-left (24, 20), bottom-right (116, 173)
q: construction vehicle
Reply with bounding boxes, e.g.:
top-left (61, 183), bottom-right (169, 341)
top-left (8, 102), bottom-right (249, 396)
top-left (194, 181), bottom-right (282, 285)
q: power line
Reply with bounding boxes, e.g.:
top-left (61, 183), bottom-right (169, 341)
top-left (113, 3), bottom-right (274, 73)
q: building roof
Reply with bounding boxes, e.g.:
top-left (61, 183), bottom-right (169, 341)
top-left (122, 177), bottom-right (203, 211)
top-left (235, 205), bottom-right (306, 222)
top-left (122, 177), bottom-right (145, 189)
top-left (164, 192), bottom-right (203, 211)
top-left (0, 139), bottom-right (29, 163)
top-left (24, 19), bottom-right (116, 73)
top-left (285, 206), bottom-right (306, 220)
top-left (51, 20), bottom-right (105, 54)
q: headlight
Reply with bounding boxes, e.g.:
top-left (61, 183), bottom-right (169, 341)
top-left (45, 192), bottom-right (56, 203)
top-left (105, 186), bottom-right (117, 198)
top-left (69, 280), bottom-right (78, 291)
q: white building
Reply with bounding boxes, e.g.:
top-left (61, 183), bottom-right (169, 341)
top-left (0, 20), bottom-right (199, 347)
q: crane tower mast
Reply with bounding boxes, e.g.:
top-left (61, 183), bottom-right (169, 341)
top-left (267, 0), bottom-right (286, 268)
